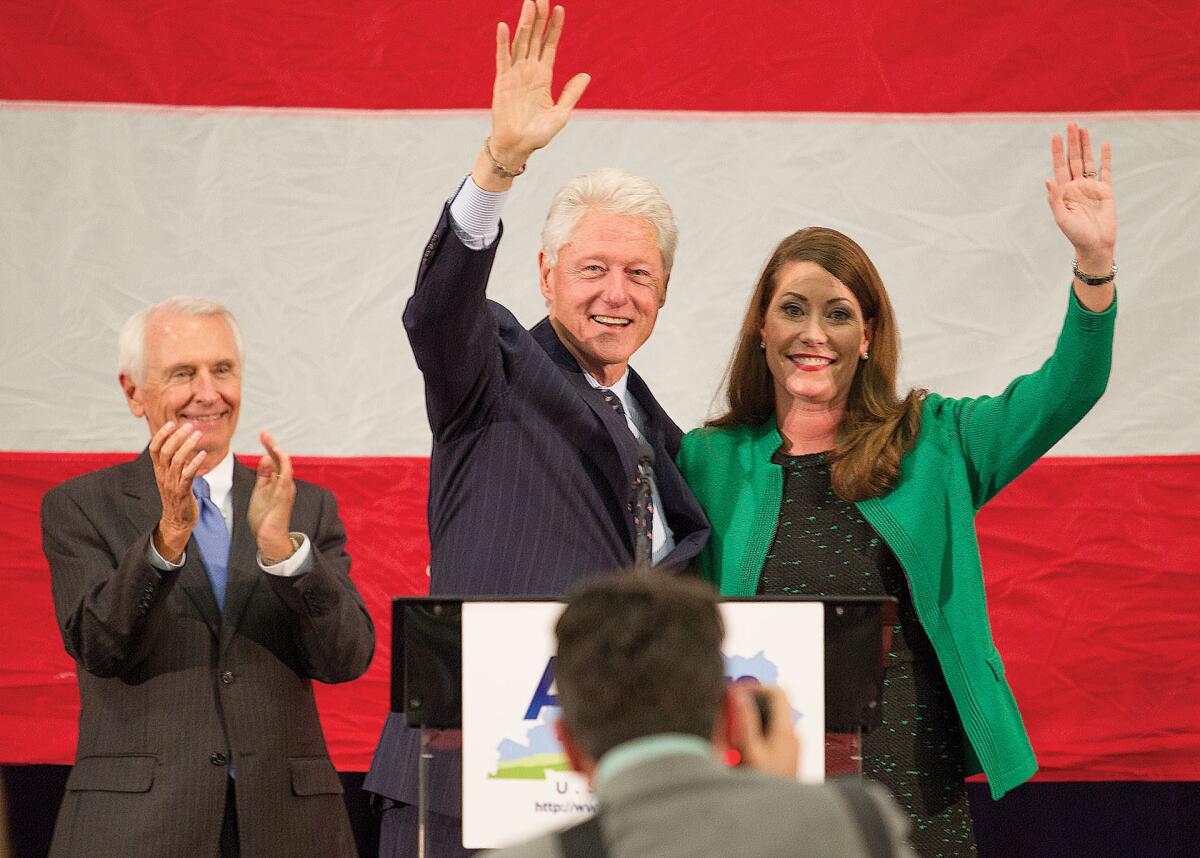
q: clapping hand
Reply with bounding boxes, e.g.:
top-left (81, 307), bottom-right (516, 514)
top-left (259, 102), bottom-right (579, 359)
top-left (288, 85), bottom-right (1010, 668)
top-left (247, 430), bottom-right (297, 563)
top-left (149, 421), bottom-right (205, 562)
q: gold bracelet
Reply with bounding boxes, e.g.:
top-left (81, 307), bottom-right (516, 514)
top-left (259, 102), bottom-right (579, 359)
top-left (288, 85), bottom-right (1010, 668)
top-left (484, 137), bottom-right (526, 178)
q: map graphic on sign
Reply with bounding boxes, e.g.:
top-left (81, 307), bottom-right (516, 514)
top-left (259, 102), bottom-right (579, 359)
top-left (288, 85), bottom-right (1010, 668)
top-left (726, 650), bottom-right (780, 685)
top-left (488, 650), bottom-right (786, 781)
top-left (488, 715), bottom-right (570, 780)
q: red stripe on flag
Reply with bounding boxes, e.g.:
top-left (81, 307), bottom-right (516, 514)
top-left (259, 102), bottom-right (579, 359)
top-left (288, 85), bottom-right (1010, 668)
top-left (978, 455), bottom-right (1200, 781)
top-left (3, 1), bottom-right (1198, 112)
top-left (3, 451), bottom-right (1199, 778)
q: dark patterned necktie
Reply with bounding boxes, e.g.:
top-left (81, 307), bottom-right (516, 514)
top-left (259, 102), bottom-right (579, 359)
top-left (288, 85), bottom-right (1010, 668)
top-left (192, 476), bottom-right (230, 611)
top-left (598, 387), bottom-right (654, 565)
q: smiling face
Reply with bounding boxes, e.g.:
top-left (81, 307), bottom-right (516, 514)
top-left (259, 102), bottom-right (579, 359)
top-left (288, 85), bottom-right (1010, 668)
top-left (759, 260), bottom-right (872, 412)
top-left (539, 210), bottom-right (668, 385)
top-left (121, 311), bottom-right (242, 464)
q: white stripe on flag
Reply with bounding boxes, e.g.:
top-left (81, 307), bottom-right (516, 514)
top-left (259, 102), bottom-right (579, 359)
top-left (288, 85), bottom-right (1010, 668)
top-left (2, 106), bottom-right (1198, 456)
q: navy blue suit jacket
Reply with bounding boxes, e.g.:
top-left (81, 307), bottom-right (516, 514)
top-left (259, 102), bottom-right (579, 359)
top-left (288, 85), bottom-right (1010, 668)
top-left (364, 205), bottom-right (709, 817)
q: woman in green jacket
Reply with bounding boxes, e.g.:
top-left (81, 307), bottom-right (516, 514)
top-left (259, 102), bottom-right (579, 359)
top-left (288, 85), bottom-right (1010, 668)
top-left (677, 124), bottom-right (1117, 855)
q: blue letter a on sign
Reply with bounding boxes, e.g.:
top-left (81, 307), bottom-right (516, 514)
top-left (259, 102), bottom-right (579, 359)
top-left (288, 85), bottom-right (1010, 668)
top-left (524, 657), bottom-right (558, 720)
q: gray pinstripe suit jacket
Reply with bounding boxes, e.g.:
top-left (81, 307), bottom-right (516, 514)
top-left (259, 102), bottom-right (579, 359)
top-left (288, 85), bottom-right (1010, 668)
top-left (364, 207), bottom-right (710, 821)
top-left (42, 451), bottom-right (374, 858)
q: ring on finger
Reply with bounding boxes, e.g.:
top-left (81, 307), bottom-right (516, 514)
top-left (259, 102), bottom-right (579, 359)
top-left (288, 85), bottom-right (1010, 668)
top-left (1082, 170), bottom-right (1097, 179)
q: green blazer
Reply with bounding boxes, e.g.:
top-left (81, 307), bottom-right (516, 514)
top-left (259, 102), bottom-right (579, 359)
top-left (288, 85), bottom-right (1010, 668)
top-left (678, 290), bottom-right (1115, 799)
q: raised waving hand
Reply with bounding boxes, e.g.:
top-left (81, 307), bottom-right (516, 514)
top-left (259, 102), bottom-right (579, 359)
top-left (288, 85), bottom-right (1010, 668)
top-left (472, 0), bottom-right (591, 191)
top-left (1046, 123), bottom-right (1117, 312)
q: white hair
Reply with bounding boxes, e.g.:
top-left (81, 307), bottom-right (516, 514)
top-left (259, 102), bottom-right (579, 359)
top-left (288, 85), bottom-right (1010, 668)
top-left (118, 296), bottom-right (244, 384)
top-left (541, 168), bottom-right (679, 274)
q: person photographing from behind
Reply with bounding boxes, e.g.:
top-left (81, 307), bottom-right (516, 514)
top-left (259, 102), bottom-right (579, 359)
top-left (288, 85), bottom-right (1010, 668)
top-left (489, 574), bottom-right (915, 858)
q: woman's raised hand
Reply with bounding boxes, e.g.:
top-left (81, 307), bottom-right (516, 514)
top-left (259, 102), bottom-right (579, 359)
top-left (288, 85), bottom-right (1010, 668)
top-left (1046, 123), bottom-right (1116, 267)
top-left (1046, 123), bottom-right (1116, 311)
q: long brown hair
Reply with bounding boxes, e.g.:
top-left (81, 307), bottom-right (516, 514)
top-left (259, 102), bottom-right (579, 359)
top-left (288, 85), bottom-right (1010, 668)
top-left (709, 227), bottom-right (924, 501)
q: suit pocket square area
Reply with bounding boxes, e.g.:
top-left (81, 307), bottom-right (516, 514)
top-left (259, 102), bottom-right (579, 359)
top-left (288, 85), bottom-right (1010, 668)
top-left (65, 754), bottom-right (156, 793)
top-left (288, 756), bottom-right (344, 796)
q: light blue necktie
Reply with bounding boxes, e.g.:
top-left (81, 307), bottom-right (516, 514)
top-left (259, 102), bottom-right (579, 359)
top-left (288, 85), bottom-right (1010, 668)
top-left (192, 476), bottom-right (230, 611)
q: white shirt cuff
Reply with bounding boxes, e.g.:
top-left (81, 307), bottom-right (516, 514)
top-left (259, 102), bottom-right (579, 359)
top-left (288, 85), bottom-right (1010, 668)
top-left (146, 540), bottom-right (185, 571)
top-left (258, 533), bottom-right (313, 578)
top-left (448, 174), bottom-right (506, 250)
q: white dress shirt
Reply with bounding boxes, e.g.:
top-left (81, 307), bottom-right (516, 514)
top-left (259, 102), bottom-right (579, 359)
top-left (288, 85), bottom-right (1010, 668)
top-left (146, 451), bottom-right (312, 577)
top-left (448, 174), bottom-right (505, 249)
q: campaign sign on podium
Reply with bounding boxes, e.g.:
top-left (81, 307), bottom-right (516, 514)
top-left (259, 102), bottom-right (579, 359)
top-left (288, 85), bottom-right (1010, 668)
top-left (460, 600), bottom-right (824, 850)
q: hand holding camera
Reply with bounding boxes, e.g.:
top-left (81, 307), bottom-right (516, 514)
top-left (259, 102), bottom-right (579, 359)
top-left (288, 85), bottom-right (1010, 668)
top-left (729, 683), bottom-right (801, 779)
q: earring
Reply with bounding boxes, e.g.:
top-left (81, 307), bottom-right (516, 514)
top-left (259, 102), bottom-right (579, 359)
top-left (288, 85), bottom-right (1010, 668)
top-left (861, 351), bottom-right (870, 361)
top-left (759, 341), bottom-right (766, 351)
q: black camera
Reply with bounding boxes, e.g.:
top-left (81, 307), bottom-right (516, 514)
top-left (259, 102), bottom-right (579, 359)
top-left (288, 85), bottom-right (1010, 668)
top-left (752, 688), bottom-right (772, 733)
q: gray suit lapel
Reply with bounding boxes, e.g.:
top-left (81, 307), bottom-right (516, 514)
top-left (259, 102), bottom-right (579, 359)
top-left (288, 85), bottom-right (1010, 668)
top-left (220, 458), bottom-right (261, 652)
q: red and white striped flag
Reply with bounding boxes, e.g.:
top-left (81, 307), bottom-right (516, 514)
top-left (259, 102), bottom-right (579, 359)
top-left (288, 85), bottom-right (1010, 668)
top-left (2, 0), bottom-right (1198, 779)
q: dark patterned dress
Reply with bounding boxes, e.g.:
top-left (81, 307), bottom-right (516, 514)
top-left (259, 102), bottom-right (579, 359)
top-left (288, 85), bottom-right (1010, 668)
top-left (758, 450), bottom-right (978, 857)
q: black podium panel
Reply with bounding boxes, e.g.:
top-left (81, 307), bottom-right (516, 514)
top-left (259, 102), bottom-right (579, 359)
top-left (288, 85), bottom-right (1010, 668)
top-left (391, 595), bottom-right (894, 732)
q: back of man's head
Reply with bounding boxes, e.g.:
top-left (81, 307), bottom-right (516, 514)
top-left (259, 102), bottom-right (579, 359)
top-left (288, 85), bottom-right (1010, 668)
top-left (554, 573), bottom-right (726, 762)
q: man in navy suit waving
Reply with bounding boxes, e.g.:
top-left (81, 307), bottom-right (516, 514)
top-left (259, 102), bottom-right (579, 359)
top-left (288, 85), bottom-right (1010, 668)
top-left (365, 1), bottom-right (709, 854)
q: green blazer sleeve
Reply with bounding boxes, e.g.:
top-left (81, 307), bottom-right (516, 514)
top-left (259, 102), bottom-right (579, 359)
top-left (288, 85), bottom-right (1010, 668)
top-left (941, 289), bottom-right (1116, 508)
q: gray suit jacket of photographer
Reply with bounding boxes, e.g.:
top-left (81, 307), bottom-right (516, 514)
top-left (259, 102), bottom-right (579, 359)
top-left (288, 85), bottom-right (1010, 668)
top-left (488, 750), bottom-right (915, 858)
